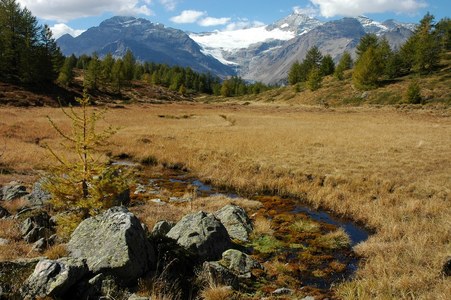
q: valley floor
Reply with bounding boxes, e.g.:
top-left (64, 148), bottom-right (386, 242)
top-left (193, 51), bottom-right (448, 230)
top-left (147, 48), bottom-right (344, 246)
top-left (0, 102), bottom-right (450, 299)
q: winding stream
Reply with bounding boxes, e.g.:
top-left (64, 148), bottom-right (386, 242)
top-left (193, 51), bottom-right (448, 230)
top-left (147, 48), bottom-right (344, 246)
top-left (120, 161), bottom-right (371, 296)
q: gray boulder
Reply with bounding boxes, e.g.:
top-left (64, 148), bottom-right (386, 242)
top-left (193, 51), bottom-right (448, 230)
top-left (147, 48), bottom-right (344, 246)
top-left (74, 273), bottom-right (123, 300)
top-left (67, 206), bottom-right (155, 283)
top-left (167, 211), bottom-right (232, 261)
top-left (31, 238), bottom-right (47, 253)
top-left (20, 211), bottom-right (55, 243)
top-left (202, 261), bottom-right (238, 289)
top-left (215, 205), bottom-right (253, 243)
top-left (220, 249), bottom-right (262, 279)
top-left (26, 179), bottom-right (52, 206)
top-left (21, 257), bottom-right (88, 298)
top-left (2, 182), bottom-right (28, 201)
top-left (151, 220), bottom-right (175, 237)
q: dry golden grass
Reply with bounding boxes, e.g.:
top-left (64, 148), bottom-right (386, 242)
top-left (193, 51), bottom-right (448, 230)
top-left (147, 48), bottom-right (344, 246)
top-left (200, 285), bottom-right (234, 300)
top-left (43, 244), bottom-right (68, 260)
top-left (131, 194), bottom-right (261, 230)
top-left (0, 102), bottom-right (450, 299)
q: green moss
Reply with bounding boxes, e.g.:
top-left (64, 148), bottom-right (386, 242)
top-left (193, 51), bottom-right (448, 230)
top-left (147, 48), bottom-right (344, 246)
top-left (251, 235), bottom-right (284, 255)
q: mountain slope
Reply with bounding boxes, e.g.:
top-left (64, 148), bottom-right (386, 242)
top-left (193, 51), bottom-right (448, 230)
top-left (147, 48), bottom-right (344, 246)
top-left (57, 16), bottom-right (234, 78)
top-left (244, 18), bottom-right (366, 84)
top-left (190, 13), bottom-right (414, 84)
top-left (237, 16), bottom-right (414, 84)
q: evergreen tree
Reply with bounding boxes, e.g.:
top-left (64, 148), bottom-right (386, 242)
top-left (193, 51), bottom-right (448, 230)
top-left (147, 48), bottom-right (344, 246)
top-left (304, 46), bottom-right (323, 71)
top-left (320, 55), bottom-right (335, 76)
top-left (401, 13), bottom-right (441, 74)
top-left (101, 53), bottom-right (115, 84)
top-left (352, 47), bottom-right (381, 90)
top-left (334, 51), bottom-right (353, 80)
top-left (57, 57), bottom-right (75, 87)
top-left (77, 54), bottom-right (91, 69)
top-left (122, 49), bottom-right (135, 84)
top-left (435, 17), bottom-right (451, 51)
top-left (288, 47), bottom-right (323, 85)
top-left (288, 61), bottom-right (302, 85)
top-left (84, 53), bottom-right (101, 91)
top-left (384, 50), bottom-right (404, 79)
top-left (356, 34), bottom-right (378, 61)
top-left (405, 80), bottom-right (423, 104)
top-left (0, 0), bottom-right (62, 85)
top-left (307, 68), bottom-right (322, 91)
top-left (111, 59), bottom-right (124, 93)
top-left (413, 13), bottom-right (441, 73)
top-left (220, 79), bottom-right (234, 97)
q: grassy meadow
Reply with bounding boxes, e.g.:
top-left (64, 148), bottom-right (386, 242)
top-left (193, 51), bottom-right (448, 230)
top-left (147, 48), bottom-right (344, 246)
top-left (0, 102), bottom-right (450, 299)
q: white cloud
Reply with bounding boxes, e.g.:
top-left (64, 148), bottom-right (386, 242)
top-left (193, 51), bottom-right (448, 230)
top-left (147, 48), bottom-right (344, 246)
top-left (18, 0), bottom-right (154, 22)
top-left (198, 16), bottom-right (231, 27)
top-left (309, 0), bottom-right (428, 18)
top-left (159, 0), bottom-right (179, 11)
top-left (293, 5), bottom-right (319, 17)
top-left (225, 19), bottom-right (265, 31)
top-left (170, 10), bottom-right (206, 23)
top-left (50, 23), bottom-right (85, 39)
top-left (170, 10), bottom-right (232, 27)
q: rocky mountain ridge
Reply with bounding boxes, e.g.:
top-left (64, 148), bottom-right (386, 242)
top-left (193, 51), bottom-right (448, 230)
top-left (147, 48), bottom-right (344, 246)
top-left (57, 16), bottom-right (235, 78)
top-left (57, 13), bottom-right (416, 85)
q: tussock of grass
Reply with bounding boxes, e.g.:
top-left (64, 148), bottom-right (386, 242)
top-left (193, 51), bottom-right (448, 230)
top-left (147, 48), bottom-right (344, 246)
top-left (253, 217), bottom-right (273, 236)
top-left (200, 285), bottom-right (234, 300)
top-left (44, 244), bottom-right (68, 260)
top-left (289, 219), bottom-right (320, 233)
top-left (314, 228), bottom-right (351, 250)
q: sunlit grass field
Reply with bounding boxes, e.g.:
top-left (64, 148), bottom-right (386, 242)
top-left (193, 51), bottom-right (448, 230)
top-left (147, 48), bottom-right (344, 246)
top-left (0, 102), bottom-right (450, 299)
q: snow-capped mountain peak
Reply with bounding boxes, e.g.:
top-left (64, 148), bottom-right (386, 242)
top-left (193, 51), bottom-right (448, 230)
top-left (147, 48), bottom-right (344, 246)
top-left (356, 15), bottom-right (389, 34)
top-left (267, 12), bottom-right (323, 34)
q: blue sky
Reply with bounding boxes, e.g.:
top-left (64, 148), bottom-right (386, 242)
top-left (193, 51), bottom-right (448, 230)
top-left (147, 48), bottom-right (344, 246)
top-left (17, 0), bottom-right (451, 38)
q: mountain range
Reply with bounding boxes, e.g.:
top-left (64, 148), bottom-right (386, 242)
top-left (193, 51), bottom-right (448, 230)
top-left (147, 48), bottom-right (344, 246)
top-left (57, 12), bottom-right (416, 85)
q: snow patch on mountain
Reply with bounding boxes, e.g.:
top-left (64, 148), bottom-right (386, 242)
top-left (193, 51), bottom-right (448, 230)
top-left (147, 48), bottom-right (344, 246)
top-left (190, 26), bottom-right (294, 52)
top-left (357, 16), bottom-right (388, 34)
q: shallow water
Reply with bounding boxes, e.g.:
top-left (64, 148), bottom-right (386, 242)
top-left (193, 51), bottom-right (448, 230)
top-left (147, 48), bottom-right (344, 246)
top-left (131, 165), bottom-right (371, 295)
top-left (167, 174), bottom-right (368, 246)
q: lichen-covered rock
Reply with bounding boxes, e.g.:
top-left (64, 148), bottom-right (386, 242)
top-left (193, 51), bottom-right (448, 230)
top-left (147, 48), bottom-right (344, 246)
top-left (202, 261), bottom-right (239, 289)
top-left (20, 211), bottom-right (55, 243)
top-left (0, 258), bottom-right (40, 298)
top-left (20, 257), bottom-right (88, 298)
top-left (215, 204), bottom-right (253, 243)
top-left (67, 206), bottom-right (155, 283)
top-left (167, 211), bottom-right (232, 261)
top-left (31, 238), bottom-right (47, 253)
top-left (2, 182), bottom-right (28, 201)
top-left (25, 179), bottom-right (52, 206)
top-left (220, 249), bottom-right (262, 279)
top-left (73, 273), bottom-right (125, 300)
top-left (151, 220), bottom-right (175, 237)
